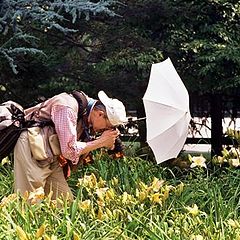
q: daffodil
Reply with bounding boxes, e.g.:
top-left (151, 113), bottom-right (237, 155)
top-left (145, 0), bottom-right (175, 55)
top-left (138, 181), bottom-right (148, 191)
top-left (88, 173), bottom-right (97, 188)
top-left (217, 156), bottom-right (226, 165)
top-left (190, 156), bottom-right (207, 168)
top-left (229, 147), bottom-right (240, 158)
top-left (97, 199), bottom-right (105, 207)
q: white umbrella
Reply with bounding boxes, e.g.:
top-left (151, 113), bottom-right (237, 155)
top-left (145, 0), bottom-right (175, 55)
top-left (143, 58), bottom-right (191, 164)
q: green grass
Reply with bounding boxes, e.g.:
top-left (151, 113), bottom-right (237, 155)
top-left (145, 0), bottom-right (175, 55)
top-left (1, 152), bottom-right (240, 239)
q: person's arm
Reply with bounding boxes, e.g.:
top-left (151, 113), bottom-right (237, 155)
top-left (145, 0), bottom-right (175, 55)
top-left (51, 105), bottom-right (118, 164)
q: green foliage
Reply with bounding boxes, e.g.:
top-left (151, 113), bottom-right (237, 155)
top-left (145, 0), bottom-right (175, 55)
top-left (0, 0), bottom-right (117, 74)
top-left (2, 154), bottom-right (240, 239)
top-left (163, 0), bottom-right (240, 93)
top-left (1, 0), bottom-right (240, 114)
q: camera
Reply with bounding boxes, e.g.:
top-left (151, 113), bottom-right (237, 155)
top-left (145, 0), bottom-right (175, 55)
top-left (107, 137), bottom-right (124, 155)
top-left (107, 126), bottom-right (125, 157)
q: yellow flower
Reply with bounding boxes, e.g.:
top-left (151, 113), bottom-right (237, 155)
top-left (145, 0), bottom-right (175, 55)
top-left (138, 181), bottom-right (148, 191)
top-left (227, 219), bottom-right (240, 228)
top-left (0, 193), bottom-right (17, 207)
top-left (28, 187), bottom-right (45, 204)
top-left (229, 147), bottom-right (240, 158)
top-left (150, 177), bottom-right (164, 192)
top-left (122, 192), bottom-right (128, 204)
top-left (44, 235), bottom-right (51, 240)
top-left (16, 226), bottom-right (28, 240)
top-left (186, 204), bottom-right (199, 216)
top-left (150, 193), bottom-right (162, 205)
top-left (1, 156), bottom-right (10, 165)
top-left (190, 156), bottom-right (207, 168)
top-left (97, 200), bottom-right (105, 207)
top-left (112, 177), bottom-right (119, 186)
top-left (217, 156), bottom-right (225, 164)
top-left (230, 158), bottom-right (240, 167)
top-left (97, 207), bottom-right (104, 220)
top-left (90, 173), bottom-right (98, 187)
top-left (50, 236), bottom-right (57, 240)
top-left (78, 200), bottom-right (91, 211)
top-left (105, 188), bottom-right (115, 201)
top-left (36, 224), bottom-right (46, 238)
top-left (98, 177), bottom-right (106, 188)
top-left (138, 191), bottom-right (148, 202)
top-left (162, 185), bottom-right (174, 201)
top-left (96, 187), bottom-right (108, 201)
top-left (105, 208), bottom-right (113, 218)
top-left (77, 173), bottom-right (97, 188)
top-left (191, 234), bottom-right (204, 240)
top-left (73, 231), bottom-right (81, 240)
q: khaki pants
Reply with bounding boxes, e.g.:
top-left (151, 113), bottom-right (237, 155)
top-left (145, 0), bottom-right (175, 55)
top-left (14, 131), bottom-right (73, 200)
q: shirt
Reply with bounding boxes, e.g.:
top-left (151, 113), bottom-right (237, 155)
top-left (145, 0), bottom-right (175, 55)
top-left (51, 105), bottom-right (87, 165)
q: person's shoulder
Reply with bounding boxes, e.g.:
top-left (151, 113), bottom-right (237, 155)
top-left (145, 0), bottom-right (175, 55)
top-left (52, 92), bottom-right (78, 109)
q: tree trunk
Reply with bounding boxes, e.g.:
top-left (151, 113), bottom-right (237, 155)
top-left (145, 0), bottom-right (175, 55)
top-left (210, 94), bottom-right (223, 156)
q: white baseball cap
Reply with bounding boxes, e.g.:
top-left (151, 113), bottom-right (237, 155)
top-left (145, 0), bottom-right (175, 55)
top-left (98, 90), bottom-right (127, 126)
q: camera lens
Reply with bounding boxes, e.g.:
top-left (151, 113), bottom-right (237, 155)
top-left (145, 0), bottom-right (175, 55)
top-left (107, 137), bottom-right (124, 155)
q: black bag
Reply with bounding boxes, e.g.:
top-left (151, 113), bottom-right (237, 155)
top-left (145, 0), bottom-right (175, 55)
top-left (0, 101), bottom-right (26, 160)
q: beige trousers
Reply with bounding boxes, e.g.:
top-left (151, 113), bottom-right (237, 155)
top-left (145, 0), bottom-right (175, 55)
top-left (14, 131), bottom-right (73, 200)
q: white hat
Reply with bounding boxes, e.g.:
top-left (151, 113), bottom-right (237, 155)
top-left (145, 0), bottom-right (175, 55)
top-left (98, 90), bottom-right (127, 126)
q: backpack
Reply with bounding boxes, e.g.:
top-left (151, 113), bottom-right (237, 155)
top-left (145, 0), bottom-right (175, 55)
top-left (0, 91), bottom-right (88, 160)
top-left (0, 101), bottom-right (26, 160)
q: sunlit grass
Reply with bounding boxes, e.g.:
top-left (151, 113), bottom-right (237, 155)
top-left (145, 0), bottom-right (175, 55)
top-left (1, 152), bottom-right (240, 239)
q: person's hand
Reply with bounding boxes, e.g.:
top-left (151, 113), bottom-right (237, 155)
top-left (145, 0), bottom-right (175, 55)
top-left (98, 128), bottom-right (119, 149)
top-left (83, 128), bottom-right (120, 154)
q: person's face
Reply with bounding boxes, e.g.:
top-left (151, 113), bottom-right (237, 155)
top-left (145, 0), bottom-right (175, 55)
top-left (90, 109), bottom-right (114, 132)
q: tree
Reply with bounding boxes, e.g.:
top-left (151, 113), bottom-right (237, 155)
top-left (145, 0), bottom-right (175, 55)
top-left (0, 0), bottom-right (117, 103)
top-left (160, 0), bottom-right (240, 155)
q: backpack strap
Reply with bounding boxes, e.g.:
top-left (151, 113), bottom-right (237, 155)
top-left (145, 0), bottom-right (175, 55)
top-left (71, 90), bottom-right (91, 141)
top-left (71, 90), bottom-right (88, 123)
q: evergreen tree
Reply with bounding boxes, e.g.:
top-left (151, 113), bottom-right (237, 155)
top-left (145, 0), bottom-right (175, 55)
top-left (0, 0), bottom-right (117, 102)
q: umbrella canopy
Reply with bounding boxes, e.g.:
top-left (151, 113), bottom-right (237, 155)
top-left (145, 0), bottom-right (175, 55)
top-left (143, 58), bottom-right (191, 164)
